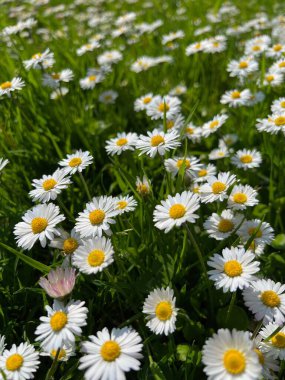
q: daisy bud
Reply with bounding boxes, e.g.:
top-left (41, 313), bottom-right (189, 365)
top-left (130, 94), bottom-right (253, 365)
top-left (39, 267), bottom-right (76, 299)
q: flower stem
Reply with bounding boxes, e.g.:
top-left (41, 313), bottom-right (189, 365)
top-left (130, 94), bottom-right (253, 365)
top-left (79, 172), bottom-right (92, 201)
top-left (45, 348), bottom-right (60, 380)
top-left (226, 291), bottom-right (236, 324)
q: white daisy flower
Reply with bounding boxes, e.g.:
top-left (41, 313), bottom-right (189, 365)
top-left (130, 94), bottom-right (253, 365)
top-left (143, 287), bottom-right (178, 335)
top-left (256, 114), bottom-right (285, 135)
top-left (24, 49), bottom-right (54, 70)
top-left (50, 87), bottom-right (69, 100)
top-left (263, 72), bottom-right (283, 87)
top-left (270, 59), bottom-right (285, 74)
top-left (0, 342), bottom-right (40, 380)
top-left (162, 30), bottom-right (185, 44)
top-left (105, 132), bottom-right (138, 156)
top-left (75, 196), bottom-right (119, 238)
top-left (136, 175), bottom-right (151, 196)
top-left (207, 246), bottom-right (260, 292)
top-left (72, 237), bottom-right (114, 275)
top-left (99, 90), bottom-right (118, 104)
top-left (79, 327), bottom-right (143, 380)
top-left (0, 158), bottom-right (9, 172)
top-left (40, 343), bottom-right (76, 362)
top-left (203, 209), bottom-right (241, 240)
top-left (130, 56), bottom-right (157, 72)
top-left (29, 168), bottom-right (71, 203)
top-left (97, 50), bottom-right (123, 66)
top-left (266, 43), bottom-right (285, 58)
top-left (169, 84), bottom-right (187, 96)
top-left (35, 299), bottom-right (88, 351)
top-left (164, 156), bottom-right (202, 179)
top-left (248, 91), bottom-right (266, 106)
top-left (136, 128), bottom-right (181, 158)
top-left (146, 95), bottom-right (181, 120)
top-left (14, 203), bottom-right (65, 250)
top-left (134, 93), bottom-right (154, 111)
top-left (202, 329), bottom-right (262, 380)
top-left (228, 184), bottom-right (259, 210)
top-left (227, 57), bottom-right (258, 79)
top-left (220, 89), bottom-right (252, 107)
top-left (79, 74), bottom-right (104, 90)
top-left (193, 164), bottom-right (217, 183)
top-left (245, 41), bottom-right (268, 56)
top-left (182, 122), bottom-right (202, 142)
top-left (258, 323), bottom-right (285, 360)
top-left (185, 41), bottom-right (206, 55)
top-left (115, 195), bottom-right (137, 214)
top-left (201, 113), bottom-right (228, 137)
top-left (253, 336), bottom-right (280, 380)
top-left (199, 172), bottom-right (236, 203)
top-left (223, 133), bottom-right (238, 146)
top-left (58, 150), bottom-right (93, 175)
top-left (0, 77), bottom-right (25, 97)
top-left (271, 97), bottom-right (285, 114)
top-left (203, 35), bottom-right (227, 53)
top-left (42, 69), bottom-right (74, 88)
top-left (231, 149), bottom-right (262, 170)
top-left (243, 279), bottom-right (285, 325)
top-left (159, 114), bottom-right (185, 132)
top-left (237, 219), bottom-right (274, 245)
top-left (153, 191), bottom-right (200, 233)
top-left (209, 142), bottom-right (230, 160)
top-left (49, 228), bottom-right (82, 255)
top-left (76, 42), bottom-right (100, 56)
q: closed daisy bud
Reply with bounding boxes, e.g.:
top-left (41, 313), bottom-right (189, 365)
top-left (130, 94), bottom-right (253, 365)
top-left (39, 267), bottom-right (76, 299)
top-left (136, 175), bottom-right (151, 196)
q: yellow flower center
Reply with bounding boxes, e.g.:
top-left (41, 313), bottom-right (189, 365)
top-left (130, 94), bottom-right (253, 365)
top-left (157, 103), bottom-right (170, 112)
top-left (42, 178), bottom-right (57, 191)
top-left (85, 44), bottom-right (92, 49)
top-left (254, 349), bottom-right (265, 365)
top-left (198, 169), bottom-right (207, 177)
top-left (274, 116), bottom-right (285, 126)
top-left (278, 61), bottom-right (285, 68)
top-left (248, 227), bottom-right (262, 238)
top-left (63, 238), bottom-right (79, 254)
top-left (117, 200), bottom-right (127, 209)
top-left (137, 183), bottom-right (149, 195)
top-left (195, 43), bottom-right (201, 49)
top-left (176, 159), bottom-right (190, 169)
top-left (252, 45), bottom-right (261, 52)
top-left (151, 135), bottom-right (165, 147)
top-left (32, 52), bottom-right (42, 59)
top-left (186, 127), bottom-right (193, 134)
top-left (169, 204), bottom-right (186, 219)
top-left (87, 249), bottom-right (105, 267)
top-left (51, 73), bottom-right (60, 80)
top-left (100, 341), bottom-right (121, 362)
top-left (6, 354), bottom-right (24, 371)
top-left (31, 217), bottom-right (48, 234)
top-left (69, 157), bottom-right (82, 167)
top-left (209, 120), bottom-right (219, 129)
top-left (240, 154), bottom-right (253, 163)
top-left (0, 81), bottom-right (12, 90)
top-left (50, 311), bottom-right (68, 331)
top-left (116, 138), bottom-right (128, 146)
top-left (166, 120), bottom-right (175, 129)
top-left (89, 209), bottom-right (105, 225)
top-left (51, 349), bottom-right (66, 360)
top-left (281, 101), bottom-right (285, 107)
top-left (155, 301), bottom-right (173, 321)
top-left (231, 91), bottom-right (241, 99)
top-left (218, 219), bottom-right (234, 233)
top-left (273, 44), bottom-right (282, 51)
top-left (224, 260), bottom-right (243, 277)
top-left (266, 75), bottom-right (274, 82)
top-left (143, 96), bottom-right (152, 104)
top-left (233, 193), bottom-right (248, 204)
top-left (239, 61), bottom-right (248, 69)
top-left (88, 75), bottom-right (97, 81)
top-left (260, 290), bottom-right (280, 308)
top-left (223, 349), bottom-right (246, 375)
top-left (271, 332), bottom-right (285, 348)
top-left (193, 186), bottom-right (200, 193)
top-left (212, 181), bottom-right (226, 194)
top-left (213, 42), bottom-right (220, 47)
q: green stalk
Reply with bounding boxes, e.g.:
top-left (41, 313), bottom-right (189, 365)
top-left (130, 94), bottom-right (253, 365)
top-left (45, 348), bottom-right (61, 380)
top-left (79, 172), bottom-right (92, 201)
top-left (226, 291), bottom-right (236, 324)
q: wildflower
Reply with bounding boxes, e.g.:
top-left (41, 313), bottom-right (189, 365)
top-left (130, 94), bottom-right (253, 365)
top-left (220, 89), bottom-right (252, 107)
top-left (49, 228), bottom-right (82, 255)
top-left (164, 156), bottom-right (202, 178)
top-left (271, 97), bottom-right (285, 114)
top-left (24, 49), bottom-right (54, 70)
top-left (42, 69), bottom-right (74, 88)
top-left (50, 87), bottom-right (69, 99)
top-left (237, 219), bottom-right (274, 245)
top-left (59, 150), bottom-right (93, 175)
top-left (228, 184), bottom-right (259, 210)
top-left (79, 74), bottom-right (104, 90)
top-left (99, 90), bottom-right (118, 104)
top-left (136, 176), bottom-right (151, 196)
top-left (262, 72), bottom-right (283, 87)
top-left (258, 323), bottom-right (285, 360)
top-left (202, 113), bottom-right (228, 137)
top-left (39, 267), bottom-right (76, 299)
top-left (199, 172), bottom-right (236, 203)
top-left (40, 344), bottom-right (75, 362)
top-left (252, 337), bottom-right (280, 380)
top-left (256, 113), bottom-right (285, 135)
top-left (227, 57), bottom-right (258, 79)
top-left (115, 195), bottom-right (137, 214)
top-left (209, 141), bottom-right (230, 160)
top-left (231, 149), bottom-right (262, 170)
top-left (76, 41), bottom-right (100, 56)
top-left (0, 77), bottom-right (25, 97)
top-left (105, 132), bottom-right (138, 156)
top-left (97, 50), bottom-right (123, 66)
top-left (203, 209), bottom-right (241, 240)
top-left (193, 164), bottom-right (217, 183)
top-left (0, 158), bottom-right (9, 172)
top-left (185, 41), bottom-right (205, 55)
top-left (134, 93), bottom-right (154, 111)
top-left (136, 128), bottom-right (180, 158)
top-left (146, 95), bottom-right (181, 120)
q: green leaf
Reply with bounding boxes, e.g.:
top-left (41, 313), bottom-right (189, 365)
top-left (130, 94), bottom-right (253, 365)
top-left (271, 234), bottom-right (285, 250)
top-left (0, 243), bottom-right (50, 273)
top-left (149, 362), bottom-right (167, 380)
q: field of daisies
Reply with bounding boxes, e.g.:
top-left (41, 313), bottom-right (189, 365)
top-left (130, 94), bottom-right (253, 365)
top-left (1, 0), bottom-right (285, 379)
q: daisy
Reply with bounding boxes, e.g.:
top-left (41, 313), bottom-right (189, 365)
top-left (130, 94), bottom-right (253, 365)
top-left (134, 93), bottom-right (154, 112)
top-left (0, 335), bottom-right (6, 355)
top-left (203, 209), bottom-right (241, 240)
top-left (42, 69), bottom-right (74, 88)
top-left (114, 195), bottom-right (137, 214)
top-left (75, 196), bottom-right (119, 238)
top-left (263, 72), bottom-right (283, 87)
top-left (0, 77), bottom-right (25, 97)
top-left (143, 287), bottom-right (178, 335)
top-left (228, 184), bottom-right (259, 210)
top-left (14, 203), bottom-right (65, 250)
top-left (182, 122), bottom-right (202, 142)
top-left (160, 114), bottom-right (185, 131)
top-left (153, 191), bottom-right (200, 233)
top-left (0, 157), bottom-right (9, 172)
top-left (35, 299), bottom-right (88, 351)
top-left (79, 74), bottom-right (104, 90)
top-left (136, 128), bottom-right (180, 158)
top-left (199, 172), bottom-right (236, 203)
top-left (76, 41), bottom-right (100, 56)
top-left (253, 336), bottom-right (280, 379)
top-left (231, 149), bottom-right (262, 170)
top-left (258, 323), bottom-right (285, 360)
top-left (220, 89), bottom-right (252, 107)
top-left (245, 41), bottom-right (268, 56)
top-left (266, 43), bottom-right (285, 58)
top-left (162, 30), bottom-right (185, 45)
top-left (202, 113), bottom-right (228, 137)
top-left (79, 327), bottom-right (143, 380)
top-left (146, 95), bottom-right (181, 120)
top-left (97, 50), bottom-right (123, 66)
top-left (271, 97), bottom-right (285, 114)
top-left (49, 228), bottom-right (82, 255)
top-left (136, 175), bottom-right (151, 196)
top-left (248, 91), bottom-right (266, 106)
top-left (50, 87), bottom-right (69, 100)
top-left (270, 59), bottom-right (285, 74)
top-left (256, 114), bottom-right (285, 135)
top-left (204, 35), bottom-right (227, 53)
top-left (99, 90), bottom-right (118, 104)
top-left (227, 57), bottom-right (258, 79)
top-left (185, 41), bottom-right (206, 55)
top-left (24, 49), bottom-right (54, 70)
top-left (202, 329), bottom-right (262, 380)
top-left (131, 56), bottom-right (156, 72)
top-left (209, 142), bottom-right (230, 160)
top-left (29, 169), bottom-right (71, 203)
top-left (164, 156), bottom-right (202, 179)
top-left (169, 84), bottom-right (187, 96)
top-left (207, 246), bottom-right (260, 292)
top-left (243, 279), bottom-right (285, 325)
top-left (237, 219), bottom-right (274, 245)
top-left (59, 150), bottom-right (93, 175)
top-left (223, 133), bottom-right (238, 146)
top-left (41, 344), bottom-right (75, 362)
top-left (39, 267), bottom-right (76, 299)
top-left (0, 342), bottom-right (40, 380)
top-left (72, 237), bottom-right (114, 275)
top-left (105, 132), bottom-right (138, 156)
top-left (193, 164), bottom-right (217, 183)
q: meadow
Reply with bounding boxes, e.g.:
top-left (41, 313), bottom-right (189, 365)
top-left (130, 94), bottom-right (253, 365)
top-left (1, 0), bottom-right (285, 379)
